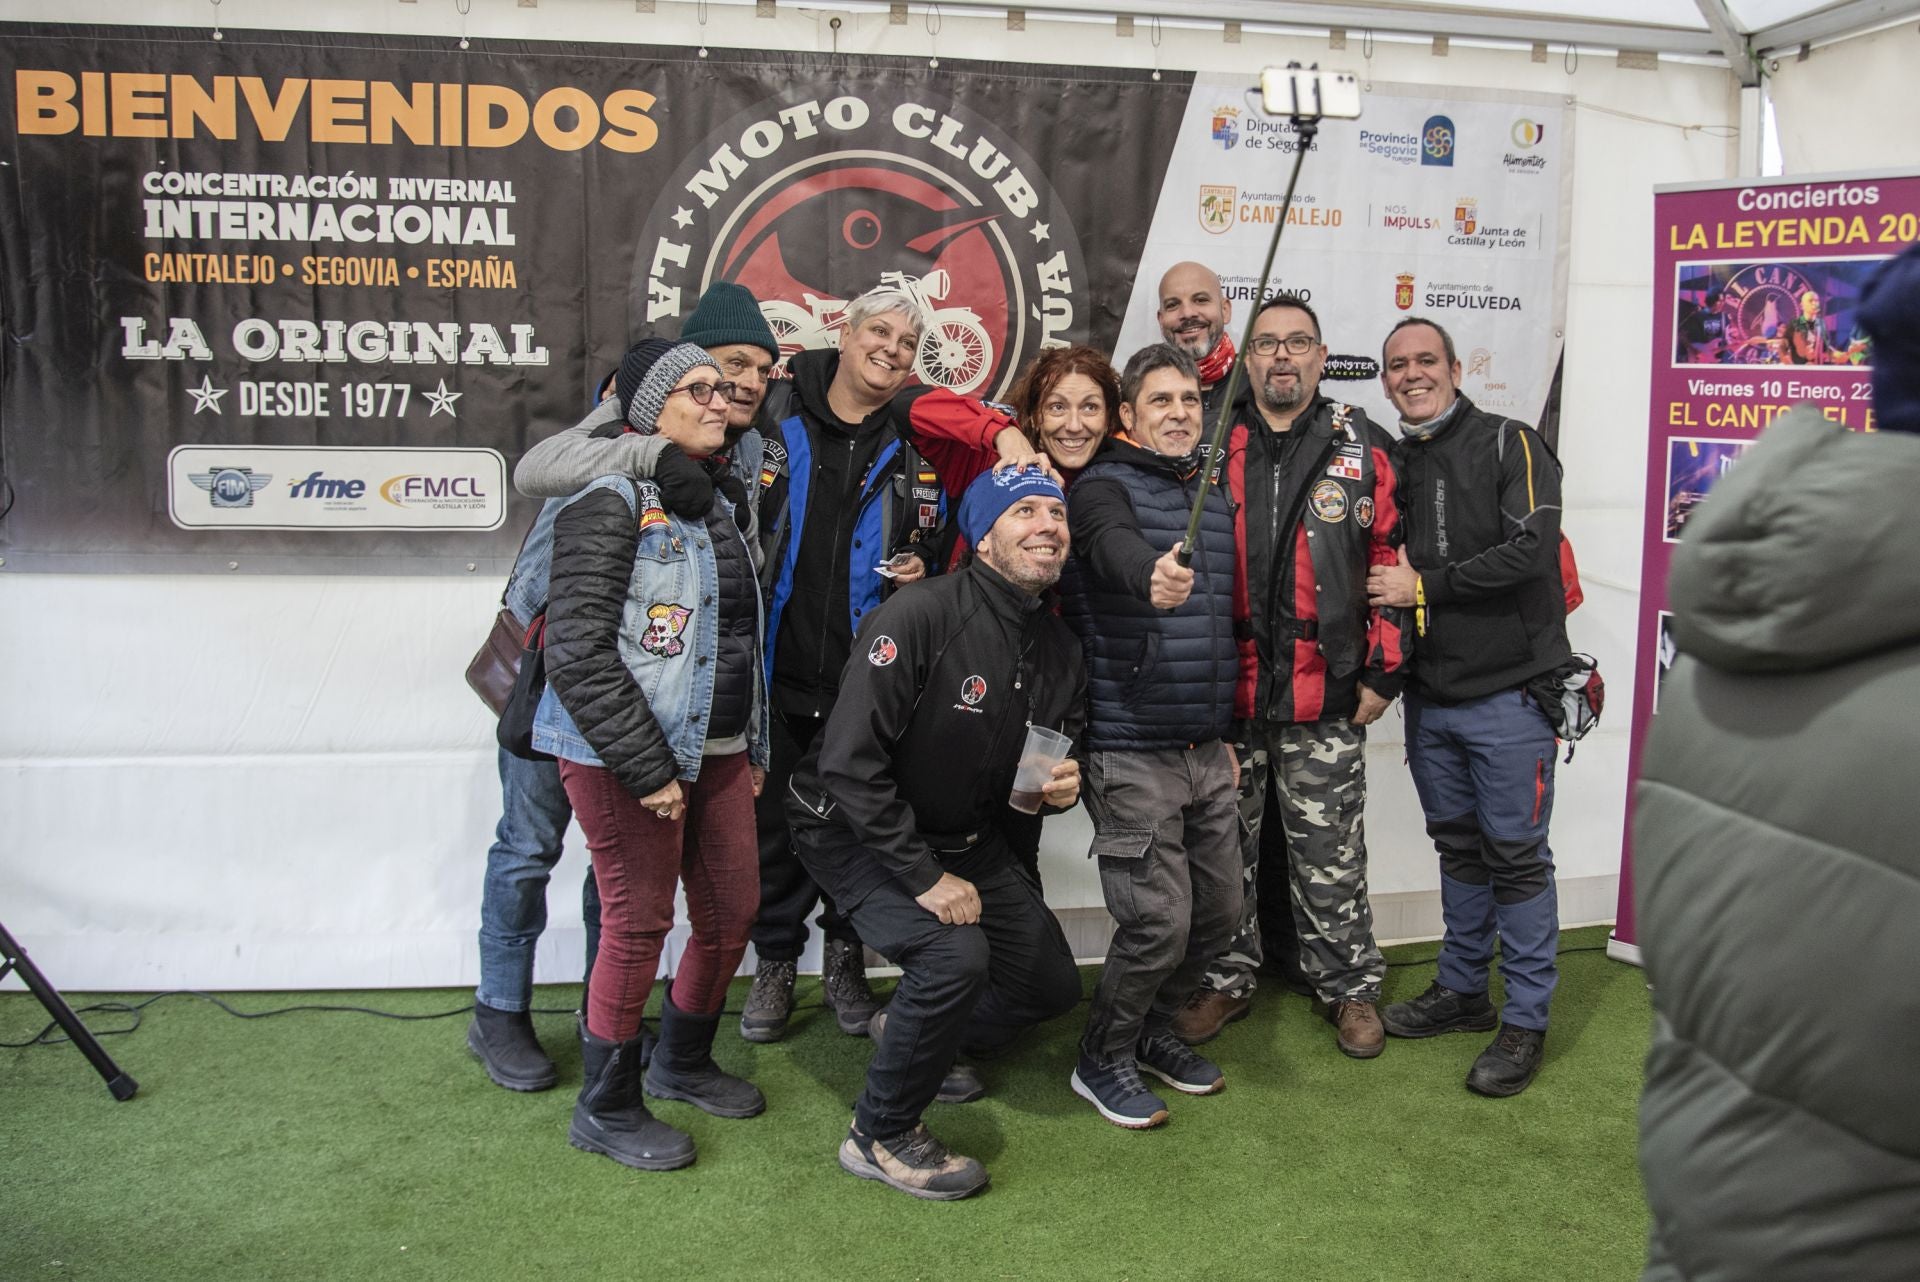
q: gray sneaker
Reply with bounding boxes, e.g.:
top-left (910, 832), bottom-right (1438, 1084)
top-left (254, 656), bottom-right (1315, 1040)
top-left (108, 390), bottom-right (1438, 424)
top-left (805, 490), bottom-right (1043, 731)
top-left (739, 959), bottom-right (797, 1044)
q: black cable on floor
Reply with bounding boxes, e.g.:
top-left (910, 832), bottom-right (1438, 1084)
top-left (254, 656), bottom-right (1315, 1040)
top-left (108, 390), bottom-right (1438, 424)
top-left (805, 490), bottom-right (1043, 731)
top-left (0, 942), bottom-right (1621, 1050)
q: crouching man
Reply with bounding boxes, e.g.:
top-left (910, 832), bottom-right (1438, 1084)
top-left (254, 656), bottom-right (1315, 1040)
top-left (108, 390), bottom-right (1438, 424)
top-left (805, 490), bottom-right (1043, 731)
top-left (787, 467), bottom-right (1087, 1200)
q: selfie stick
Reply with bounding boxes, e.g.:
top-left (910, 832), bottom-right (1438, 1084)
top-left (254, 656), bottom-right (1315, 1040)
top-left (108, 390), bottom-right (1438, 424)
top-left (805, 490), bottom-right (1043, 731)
top-left (1176, 72), bottom-right (1343, 567)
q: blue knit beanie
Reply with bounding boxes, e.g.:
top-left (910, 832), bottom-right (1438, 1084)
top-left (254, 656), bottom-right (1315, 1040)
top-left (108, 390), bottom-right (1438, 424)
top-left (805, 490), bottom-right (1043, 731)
top-left (958, 465), bottom-right (1067, 547)
top-left (1859, 241), bottom-right (1920, 434)
top-left (680, 281), bottom-right (781, 363)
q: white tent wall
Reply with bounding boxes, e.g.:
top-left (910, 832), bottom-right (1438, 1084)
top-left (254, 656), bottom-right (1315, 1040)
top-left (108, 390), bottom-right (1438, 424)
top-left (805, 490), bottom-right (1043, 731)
top-left (1766, 23), bottom-right (1920, 174)
top-left (2, 0), bottom-right (1742, 989)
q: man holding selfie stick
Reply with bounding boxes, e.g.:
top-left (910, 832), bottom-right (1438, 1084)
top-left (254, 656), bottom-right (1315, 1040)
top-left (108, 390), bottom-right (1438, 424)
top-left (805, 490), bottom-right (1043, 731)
top-left (786, 466), bottom-right (1085, 1200)
top-left (1058, 343), bottom-right (1244, 1129)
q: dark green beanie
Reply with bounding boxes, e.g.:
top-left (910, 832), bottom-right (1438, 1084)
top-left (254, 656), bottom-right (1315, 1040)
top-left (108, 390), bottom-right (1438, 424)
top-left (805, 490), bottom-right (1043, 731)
top-left (680, 281), bottom-right (780, 363)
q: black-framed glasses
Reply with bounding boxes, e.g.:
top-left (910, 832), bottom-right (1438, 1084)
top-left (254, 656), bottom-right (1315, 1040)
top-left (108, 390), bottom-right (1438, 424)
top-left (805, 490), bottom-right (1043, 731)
top-left (1249, 334), bottom-right (1318, 357)
top-left (667, 380), bottom-right (740, 405)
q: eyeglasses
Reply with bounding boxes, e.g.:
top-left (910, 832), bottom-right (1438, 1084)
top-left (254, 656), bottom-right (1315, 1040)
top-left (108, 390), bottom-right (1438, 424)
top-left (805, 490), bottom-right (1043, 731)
top-left (667, 380), bottom-right (739, 405)
top-left (1249, 334), bottom-right (1318, 357)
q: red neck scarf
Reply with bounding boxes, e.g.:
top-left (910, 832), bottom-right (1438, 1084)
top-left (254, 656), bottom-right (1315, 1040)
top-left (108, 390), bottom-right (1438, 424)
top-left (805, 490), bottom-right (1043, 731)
top-left (1195, 332), bottom-right (1236, 387)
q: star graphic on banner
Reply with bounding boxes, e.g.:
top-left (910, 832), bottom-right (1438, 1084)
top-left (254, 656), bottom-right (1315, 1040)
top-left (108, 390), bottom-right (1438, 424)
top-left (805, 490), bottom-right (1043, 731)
top-left (673, 207), bottom-right (695, 229)
top-left (425, 379), bottom-right (463, 418)
top-left (1028, 221), bottom-right (1051, 243)
top-left (187, 375), bottom-right (228, 414)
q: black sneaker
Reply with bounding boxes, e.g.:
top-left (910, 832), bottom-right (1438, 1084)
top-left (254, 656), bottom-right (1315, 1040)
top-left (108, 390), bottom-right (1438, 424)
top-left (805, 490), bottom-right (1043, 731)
top-left (739, 959), bottom-right (797, 1044)
top-left (822, 939), bottom-right (881, 1035)
top-left (1070, 1052), bottom-right (1170, 1129)
top-left (466, 1002), bottom-right (558, 1092)
top-left (838, 1120), bottom-right (989, 1201)
top-left (1380, 981), bottom-right (1498, 1039)
top-left (1135, 1031), bottom-right (1225, 1096)
top-left (1466, 1024), bottom-right (1546, 1097)
top-left (869, 1009), bottom-right (986, 1104)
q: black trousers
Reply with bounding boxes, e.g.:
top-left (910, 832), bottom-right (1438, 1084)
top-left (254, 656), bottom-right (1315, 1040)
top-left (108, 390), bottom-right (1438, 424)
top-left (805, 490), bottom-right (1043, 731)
top-left (750, 709), bottom-right (859, 961)
top-left (795, 826), bottom-right (1081, 1138)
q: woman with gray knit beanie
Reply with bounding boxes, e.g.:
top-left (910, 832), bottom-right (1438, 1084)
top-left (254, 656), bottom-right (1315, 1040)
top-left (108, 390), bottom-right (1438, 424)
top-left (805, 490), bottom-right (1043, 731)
top-left (529, 339), bottom-right (770, 1172)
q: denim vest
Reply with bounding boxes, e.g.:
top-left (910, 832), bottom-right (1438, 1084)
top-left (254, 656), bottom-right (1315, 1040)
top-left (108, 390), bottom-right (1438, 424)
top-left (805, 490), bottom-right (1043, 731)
top-left (531, 475), bottom-right (769, 779)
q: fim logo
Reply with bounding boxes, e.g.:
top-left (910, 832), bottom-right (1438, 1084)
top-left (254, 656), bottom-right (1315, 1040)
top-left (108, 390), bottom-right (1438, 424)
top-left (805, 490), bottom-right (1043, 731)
top-left (1199, 184), bottom-right (1236, 235)
top-left (1210, 106), bottom-right (1241, 150)
top-left (1422, 115), bottom-right (1456, 166)
top-left (188, 466), bottom-right (272, 508)
top-left (1395, 273), bottom-right (1416, 311)
top-left (1455, 198), bottom-right (1478, 235)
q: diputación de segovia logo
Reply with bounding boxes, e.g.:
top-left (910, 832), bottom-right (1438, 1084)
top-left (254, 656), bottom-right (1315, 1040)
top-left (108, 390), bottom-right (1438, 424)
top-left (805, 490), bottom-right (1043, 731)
top-left (633, 90), bottom-right (1087, 401)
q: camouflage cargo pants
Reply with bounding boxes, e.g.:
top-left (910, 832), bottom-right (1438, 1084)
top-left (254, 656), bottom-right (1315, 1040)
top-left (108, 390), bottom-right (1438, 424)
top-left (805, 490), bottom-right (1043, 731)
top-left (1200, 717), bottom-right (1385, 1002)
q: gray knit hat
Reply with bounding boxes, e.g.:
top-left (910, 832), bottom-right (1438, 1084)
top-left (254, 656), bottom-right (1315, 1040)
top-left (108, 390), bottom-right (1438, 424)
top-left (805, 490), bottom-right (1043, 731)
top-left (619, 339), bottom-right (720, 435)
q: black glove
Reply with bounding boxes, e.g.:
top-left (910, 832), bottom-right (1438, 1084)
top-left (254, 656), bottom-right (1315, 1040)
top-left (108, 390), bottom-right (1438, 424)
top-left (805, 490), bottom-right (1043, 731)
top-left (714, 468), bottom-right (751, 531)
top-left (652, 442), bottom-right (714, 518)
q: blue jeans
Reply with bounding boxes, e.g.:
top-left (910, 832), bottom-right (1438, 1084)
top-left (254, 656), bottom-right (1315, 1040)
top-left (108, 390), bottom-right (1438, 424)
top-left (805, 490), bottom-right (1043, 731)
top-left (1404, 688), bottom-right (1559, 1031)
top-left (475, 748), bottom-right (576, 1012)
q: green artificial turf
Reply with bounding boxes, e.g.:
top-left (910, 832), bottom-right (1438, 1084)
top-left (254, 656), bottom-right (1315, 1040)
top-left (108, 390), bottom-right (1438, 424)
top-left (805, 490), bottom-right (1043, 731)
top-left (4, 927), bottom-right (1650, 1281)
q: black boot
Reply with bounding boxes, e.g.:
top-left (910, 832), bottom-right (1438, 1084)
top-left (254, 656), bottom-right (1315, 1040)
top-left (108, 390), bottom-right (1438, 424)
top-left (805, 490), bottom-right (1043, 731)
top-left (569, 1023), bottom-right (695, 1171)
top-left (645, 995), bottom-right (767, 1118)
top-left (466, 1001), bottom-right (557, 1092)
top-left (822, 938), bottom-right (881, 1035)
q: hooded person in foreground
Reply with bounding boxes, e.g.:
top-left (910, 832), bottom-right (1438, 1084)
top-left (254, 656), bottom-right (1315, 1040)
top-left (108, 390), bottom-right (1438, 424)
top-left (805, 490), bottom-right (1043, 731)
top-left (1632, 241), bottom-right (1920, 1280)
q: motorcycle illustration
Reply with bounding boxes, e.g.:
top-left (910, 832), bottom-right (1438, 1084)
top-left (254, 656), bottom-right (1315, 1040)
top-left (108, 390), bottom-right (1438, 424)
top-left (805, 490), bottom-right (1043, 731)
top-left (756, 269), bottom-right (995, 395)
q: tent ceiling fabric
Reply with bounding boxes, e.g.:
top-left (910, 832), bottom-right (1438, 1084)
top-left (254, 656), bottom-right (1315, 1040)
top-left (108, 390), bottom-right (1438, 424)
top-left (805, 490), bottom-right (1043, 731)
top-left (869, 1), bottom-right (1916, 60)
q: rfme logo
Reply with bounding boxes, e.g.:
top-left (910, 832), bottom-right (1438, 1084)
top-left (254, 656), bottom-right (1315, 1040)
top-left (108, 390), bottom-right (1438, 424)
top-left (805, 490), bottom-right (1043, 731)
top-left (287, 471), bottom-right (367, 500)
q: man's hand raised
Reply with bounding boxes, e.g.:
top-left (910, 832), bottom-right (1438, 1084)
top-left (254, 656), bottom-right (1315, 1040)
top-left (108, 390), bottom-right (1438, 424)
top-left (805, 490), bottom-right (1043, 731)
top-left (914, 872), bottom-right (982, 926)
top-left (1150, 541), bottom-right (1195, 610)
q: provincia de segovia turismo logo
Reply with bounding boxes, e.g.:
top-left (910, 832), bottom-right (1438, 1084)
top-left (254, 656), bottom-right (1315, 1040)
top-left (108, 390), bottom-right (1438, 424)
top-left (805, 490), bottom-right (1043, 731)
top-left (632, 91), bottom-right (1088, 400)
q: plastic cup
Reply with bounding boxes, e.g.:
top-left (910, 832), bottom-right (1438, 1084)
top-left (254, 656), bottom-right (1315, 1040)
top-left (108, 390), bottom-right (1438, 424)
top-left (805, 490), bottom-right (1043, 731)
top-left (1009, 725), bottom-right (1073, 814)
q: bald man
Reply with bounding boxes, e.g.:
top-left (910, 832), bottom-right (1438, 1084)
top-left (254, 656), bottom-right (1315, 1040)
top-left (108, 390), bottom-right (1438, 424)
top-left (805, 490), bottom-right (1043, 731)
top-left (1156, 261), bottom-right (1236, 419)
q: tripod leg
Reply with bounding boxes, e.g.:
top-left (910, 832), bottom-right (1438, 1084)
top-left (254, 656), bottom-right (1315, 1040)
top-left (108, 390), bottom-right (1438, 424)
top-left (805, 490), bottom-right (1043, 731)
top-left (0, 922), bottom-right (138, 1101)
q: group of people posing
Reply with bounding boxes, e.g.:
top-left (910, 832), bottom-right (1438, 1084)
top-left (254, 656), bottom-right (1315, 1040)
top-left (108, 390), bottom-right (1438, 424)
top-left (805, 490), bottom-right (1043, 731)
top-left (463, 260), bottom-right (1574, 1201)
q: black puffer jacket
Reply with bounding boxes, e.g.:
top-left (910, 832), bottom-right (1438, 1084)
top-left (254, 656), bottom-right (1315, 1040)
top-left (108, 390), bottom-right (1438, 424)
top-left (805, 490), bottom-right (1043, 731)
top-left (704, 494), bottom-right (758, 741)
top-left (543, 478), bottom-right (760, 798)
top-left (1059, 435), bottom-right (1238, 750)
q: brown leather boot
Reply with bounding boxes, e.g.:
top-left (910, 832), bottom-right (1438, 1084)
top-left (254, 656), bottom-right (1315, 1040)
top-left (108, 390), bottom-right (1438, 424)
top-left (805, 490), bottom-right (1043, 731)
top-left (1329, 998), bottom-right (1386, 1059)
top-left (1169, 989), bottom-right (1250, 1045)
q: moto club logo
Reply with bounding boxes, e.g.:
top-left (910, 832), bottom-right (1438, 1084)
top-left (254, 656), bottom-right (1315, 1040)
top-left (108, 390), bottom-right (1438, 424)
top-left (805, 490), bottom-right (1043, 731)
top-left (634, 93), bottom-right (1086, 399)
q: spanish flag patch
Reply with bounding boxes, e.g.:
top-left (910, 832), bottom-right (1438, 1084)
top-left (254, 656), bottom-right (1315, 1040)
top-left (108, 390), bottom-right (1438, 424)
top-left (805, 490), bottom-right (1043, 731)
top-left (916, 468), bottom-right (938, 485)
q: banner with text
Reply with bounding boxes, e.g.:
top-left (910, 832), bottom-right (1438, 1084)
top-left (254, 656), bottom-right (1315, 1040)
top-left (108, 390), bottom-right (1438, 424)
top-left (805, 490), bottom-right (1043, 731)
top-left (1115, 75), bottom-right (1573, 437)
top-left (0, 23), bottom-right (1185, 571)
top-left (1616, 169), bottom-right (1920, 952)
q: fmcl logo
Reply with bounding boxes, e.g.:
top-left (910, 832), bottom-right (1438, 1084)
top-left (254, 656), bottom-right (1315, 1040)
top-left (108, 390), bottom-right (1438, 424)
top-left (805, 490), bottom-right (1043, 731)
top-left (381, 474), bottom-right (491, 506)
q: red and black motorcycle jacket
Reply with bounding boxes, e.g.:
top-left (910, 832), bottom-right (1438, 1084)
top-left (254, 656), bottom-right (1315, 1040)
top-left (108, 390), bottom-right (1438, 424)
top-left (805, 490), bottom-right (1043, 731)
top-left (1214, 390), bottom-right (1411, 723)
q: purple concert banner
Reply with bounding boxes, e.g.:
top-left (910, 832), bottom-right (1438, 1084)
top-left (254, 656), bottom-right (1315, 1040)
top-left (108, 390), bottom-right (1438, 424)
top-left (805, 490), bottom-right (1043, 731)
top-left (1615, 169), bottom-right (1920, 955)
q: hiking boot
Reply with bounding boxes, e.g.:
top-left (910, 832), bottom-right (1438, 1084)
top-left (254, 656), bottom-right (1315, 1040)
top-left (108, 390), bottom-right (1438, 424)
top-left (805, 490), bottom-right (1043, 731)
top-left (739, 958), bottom-right (797, 1044)
top-left (1169, 989), bottom-right (1250, 1046)
top-left (1136, 1030), bottom-right (1225, 1096)
top-left (1467, 1025), bottom-right (1546, 1098)
top-left (1381, 981), bottom-right (1498, 1039)
top-left (568, 1023), bottom-right (695, 1171)
top-left (838, 1120), bottom-right (989, 1201)
top-left (1329, 998), bottom-right (1386, 1059)
top-left (822, 939), bottom-right (881, 1035)
top-left (1070, 1052), bottom-right (1170, 1129)
top-left (466, 1001), bottom-right (558, 1092)
top-left (644, 995), bottom-right (766, 1119)
top-left (869, 1008), bottom-right (986, 1104)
